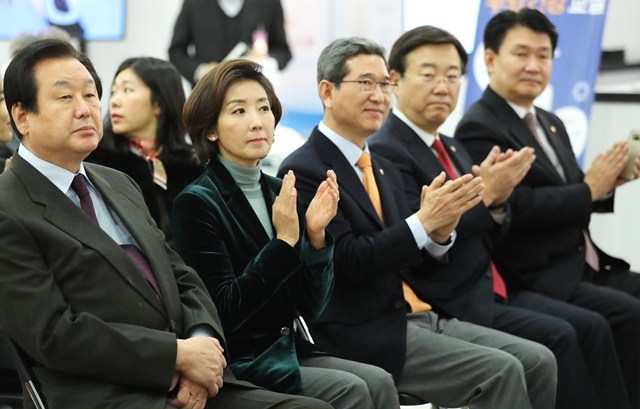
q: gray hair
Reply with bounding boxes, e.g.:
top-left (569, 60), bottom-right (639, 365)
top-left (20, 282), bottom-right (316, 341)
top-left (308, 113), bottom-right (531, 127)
top-left (316, 37), bottom-right (387, 86)
top-left (10, 26), bottom-right (72, 58)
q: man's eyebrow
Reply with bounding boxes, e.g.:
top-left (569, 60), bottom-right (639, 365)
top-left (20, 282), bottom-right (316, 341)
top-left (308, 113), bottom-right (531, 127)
top-left (52, 78), bottom-right (95, 87)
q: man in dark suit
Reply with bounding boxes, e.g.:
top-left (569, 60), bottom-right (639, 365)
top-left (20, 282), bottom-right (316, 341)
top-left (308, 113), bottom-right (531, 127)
top-left (278, 36), bottom-right (557, 409)
top-left (0, 39), bottom-right (330, 409)
top-left (456, 8), bottom-right (640, 408)
top-left (169, 0), bottom-right (292, 85)
top-left (370, 24), bottom-right (630, 409)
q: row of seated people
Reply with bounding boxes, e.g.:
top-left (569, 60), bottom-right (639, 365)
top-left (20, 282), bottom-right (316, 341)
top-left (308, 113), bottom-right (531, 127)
top-left (2, 7), bottom-right (640, 409)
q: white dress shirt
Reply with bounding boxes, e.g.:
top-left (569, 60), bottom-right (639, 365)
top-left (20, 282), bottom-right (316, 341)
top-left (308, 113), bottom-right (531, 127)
top-left (318, 121), bottom-right (454, 259)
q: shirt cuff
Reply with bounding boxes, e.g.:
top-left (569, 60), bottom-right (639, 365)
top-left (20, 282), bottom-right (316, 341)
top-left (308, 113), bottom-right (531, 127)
top-left (490, 211), bottom-right (508, 224)
top-left (194, 63), bottom-right (209, 82)
top-left (187, 324), bottom-right (215, 338)
top-left (406, 214), bottom-right (456, 260)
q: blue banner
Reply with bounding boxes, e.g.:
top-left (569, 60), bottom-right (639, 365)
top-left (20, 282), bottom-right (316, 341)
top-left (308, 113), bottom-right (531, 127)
top-left (464, 0), bottom-right (609, 164)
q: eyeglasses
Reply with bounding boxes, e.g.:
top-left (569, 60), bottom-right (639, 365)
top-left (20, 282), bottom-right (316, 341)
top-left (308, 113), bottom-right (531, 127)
top-left (413, 73), bottom-right (462, 87)
top-left (336, 78), bottom-right (397, 95)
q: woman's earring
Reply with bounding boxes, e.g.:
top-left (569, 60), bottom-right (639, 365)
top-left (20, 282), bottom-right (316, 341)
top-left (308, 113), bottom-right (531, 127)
top-left (208, 135), bottom-right (218, 142)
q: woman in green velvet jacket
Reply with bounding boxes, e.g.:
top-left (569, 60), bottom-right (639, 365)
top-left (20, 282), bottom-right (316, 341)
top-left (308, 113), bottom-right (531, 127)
top-left (173, 60), bottom-right (399, 409)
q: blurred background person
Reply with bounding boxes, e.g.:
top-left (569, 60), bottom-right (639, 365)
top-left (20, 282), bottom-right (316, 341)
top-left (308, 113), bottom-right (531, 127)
top-left (86, 57), bottom-right (203, 246)
top-left (169, 0), bottom-right (292, 86)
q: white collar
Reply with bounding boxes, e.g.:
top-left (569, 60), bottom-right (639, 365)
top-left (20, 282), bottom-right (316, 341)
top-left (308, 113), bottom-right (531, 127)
top-left (506, 100), bottom-right (536, 120)
top-left (318, 121), bottom-right (370, 167)
top-left (17, 143), bottom-right (91, 194)
top-left (392, 108), bottom-right (439, 148)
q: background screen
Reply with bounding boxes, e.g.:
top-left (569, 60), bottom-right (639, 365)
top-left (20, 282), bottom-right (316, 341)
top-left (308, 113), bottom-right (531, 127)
top-left (0, 0), bottom-right (126, 40)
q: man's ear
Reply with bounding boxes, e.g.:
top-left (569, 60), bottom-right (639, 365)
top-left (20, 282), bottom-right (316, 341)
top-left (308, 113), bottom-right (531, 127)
top-left (484, 49), bottom-right (496, 76)
top-left (318, 80), bottom-right (335, 110)
top-left (389, 70), bottom-right (401, 84)
top-left (11, 103), bottom-right (29, 137)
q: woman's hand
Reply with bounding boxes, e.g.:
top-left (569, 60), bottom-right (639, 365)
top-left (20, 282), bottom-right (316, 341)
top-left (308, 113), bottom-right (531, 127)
top-left (305, 170), bottom-right (339, 248)
top-left (273, 171), bottom-right (300, 247)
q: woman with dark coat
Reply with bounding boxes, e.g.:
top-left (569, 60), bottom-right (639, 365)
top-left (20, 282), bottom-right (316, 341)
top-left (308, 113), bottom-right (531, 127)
top-left (87, 57), bottom-right (203, 245)
top-left (172, 60), bottom-right (399, 409)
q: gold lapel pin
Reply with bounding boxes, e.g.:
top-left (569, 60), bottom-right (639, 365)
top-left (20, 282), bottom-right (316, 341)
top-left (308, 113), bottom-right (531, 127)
top-left (450, 146), bottom-right (457, 152)
top-left (379, 169), bottom-right (385, 175)
top-left (550, 125), bottom-right (556, 133)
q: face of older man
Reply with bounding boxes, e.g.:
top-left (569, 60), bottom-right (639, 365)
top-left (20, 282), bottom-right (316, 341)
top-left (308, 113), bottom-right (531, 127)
top-left (485, 25), bottom-right (553, 108)
top-left (320, 53), bottom-right (391, 147)
top-left (12, 57), bottom-right (103, 172)
top-left (392, 43), bottom-right (462, 135)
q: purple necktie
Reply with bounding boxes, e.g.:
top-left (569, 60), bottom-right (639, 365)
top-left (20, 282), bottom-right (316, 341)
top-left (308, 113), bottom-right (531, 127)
top-left (70, 174), bottom-right (163, 300)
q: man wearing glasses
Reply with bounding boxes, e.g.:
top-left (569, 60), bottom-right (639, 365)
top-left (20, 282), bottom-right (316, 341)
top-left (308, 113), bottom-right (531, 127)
top-left (278, 36), bottom-right (556, 409)
top-left (369, 25), bottom-right (630, 409)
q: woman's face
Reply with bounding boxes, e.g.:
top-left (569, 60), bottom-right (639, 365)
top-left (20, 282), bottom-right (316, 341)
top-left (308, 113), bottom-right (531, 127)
top-left (109, 68), bottom-right (159, 140)
top-left (0, 81), bottom-right (13, 143)
top-left (213, 80), bottom-right (275, 167)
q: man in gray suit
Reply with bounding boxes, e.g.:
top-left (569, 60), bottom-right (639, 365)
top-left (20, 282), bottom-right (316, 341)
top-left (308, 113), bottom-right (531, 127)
top-left (0, 39), bottom-right (330, 409)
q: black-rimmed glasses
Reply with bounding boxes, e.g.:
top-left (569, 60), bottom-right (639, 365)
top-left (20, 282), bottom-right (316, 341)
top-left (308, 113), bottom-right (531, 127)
top-left (336, 78), bottom-right (396, 95)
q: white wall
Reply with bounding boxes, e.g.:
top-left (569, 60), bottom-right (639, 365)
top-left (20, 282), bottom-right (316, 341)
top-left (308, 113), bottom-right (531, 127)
top-left (602, 0), bottom-right (640, 62)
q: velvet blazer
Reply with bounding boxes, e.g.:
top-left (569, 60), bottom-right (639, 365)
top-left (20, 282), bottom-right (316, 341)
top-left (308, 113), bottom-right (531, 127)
top-left (172, 158), bottom-right (334, 394)
top-left (456, 86), bottom-right (629, 300)
top-left (0, 152), bottom-right (253, 409)
top-left (369, 114), bottom-right (509, 327)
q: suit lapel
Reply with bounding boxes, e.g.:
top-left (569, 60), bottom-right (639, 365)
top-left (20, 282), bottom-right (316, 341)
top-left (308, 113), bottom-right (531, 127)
top-left (440, 136), bottom-right (471, 176)
top-left (536, 113), bottom-right (581, 183)
top-left (85, 167), bottom-right (170, 317)
top-left (482, 87), bottom-right (565, 184)
top-left (207, 159), bottom-right (272, 246)
top-left (310, 129), bottom-right (384, 229)
top-left (12, 154), bottom-right (167, 317)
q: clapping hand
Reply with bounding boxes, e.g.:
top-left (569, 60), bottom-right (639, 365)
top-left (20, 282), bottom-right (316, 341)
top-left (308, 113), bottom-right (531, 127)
top-left (273, 171), bottom-right (300, 247)
top-left (305, 170), bottom-right (339, 249)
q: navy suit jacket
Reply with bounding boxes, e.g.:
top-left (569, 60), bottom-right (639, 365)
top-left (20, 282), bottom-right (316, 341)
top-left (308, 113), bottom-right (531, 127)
top-left (278, 128), bottom-right (439, 378)
top-left (370, 113), bottom-right (507, 327)
top-left (456, 87), bottom-right (629, 300)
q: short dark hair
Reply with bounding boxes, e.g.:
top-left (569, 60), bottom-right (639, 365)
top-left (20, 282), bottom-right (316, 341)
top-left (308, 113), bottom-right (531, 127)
top-left (317, 37), bottom-right (387, 87)
top-left (101, 57), bottom-right (193, 158)
top-left (183, 59), bottom-right (282, 163)
top-left (484, 8), bottom-right (558, 54)
top-left (389, 26), bottom-right (468, 75)
top-left (3, 39), bottom-right (102, 137)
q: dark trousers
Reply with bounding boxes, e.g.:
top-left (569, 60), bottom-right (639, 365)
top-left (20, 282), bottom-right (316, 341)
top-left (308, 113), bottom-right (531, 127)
top-left (567, 269), bottom-right (640, 409)
top-left (508, 290), bottom-right (631, 409)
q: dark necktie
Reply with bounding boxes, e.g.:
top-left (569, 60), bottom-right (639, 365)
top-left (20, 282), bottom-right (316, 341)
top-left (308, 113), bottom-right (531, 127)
top-left (70, 174), bottom-right (163, 300)
top-left (432, 139), bottom-right (508, 298)
top-left (71, 174), bottom-right (98, 223)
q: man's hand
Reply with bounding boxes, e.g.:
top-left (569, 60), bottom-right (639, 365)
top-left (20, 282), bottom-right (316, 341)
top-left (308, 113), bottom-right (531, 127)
top-left (613, 151), bottom-right (640, 189)
top-left (584, 141), bottom-right (629, 201)
top-left (167, 375), bottom-right (209, 409)
top-left (175, 337), bottom-right (226, 397)
top-left (415, 172), bottom-right (484, 242)
top-left (472, 146), bottom-right (535, 207)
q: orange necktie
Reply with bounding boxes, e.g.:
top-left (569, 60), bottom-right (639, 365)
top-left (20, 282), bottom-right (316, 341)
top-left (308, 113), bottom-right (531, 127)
top-left (357, 152), bottom-right (431, 312)
top-left (356, 153), bottom-right (384, 225)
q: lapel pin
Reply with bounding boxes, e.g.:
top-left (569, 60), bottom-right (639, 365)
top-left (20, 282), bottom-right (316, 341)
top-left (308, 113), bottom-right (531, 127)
top-left (450, 146), bottom-right (457, 152)
top-left (379, 169), bottom-right (384, 175)
top-left (550, 125), bottom-right (556, 133)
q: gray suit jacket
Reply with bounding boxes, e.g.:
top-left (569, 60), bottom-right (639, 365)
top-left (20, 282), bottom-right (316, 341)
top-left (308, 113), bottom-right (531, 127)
top-left (0, 152), bottom-right (237, 408)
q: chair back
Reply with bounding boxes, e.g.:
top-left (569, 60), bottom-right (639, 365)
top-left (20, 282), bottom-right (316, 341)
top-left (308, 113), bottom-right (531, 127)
top-left (0, 331), bottom-right (46, 409)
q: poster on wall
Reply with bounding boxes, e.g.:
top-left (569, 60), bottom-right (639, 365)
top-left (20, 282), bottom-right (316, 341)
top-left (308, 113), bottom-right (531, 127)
top-left (0, 0), bottom-right (126, 40)
top-left (465, 0), bottom-right (609, 163)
